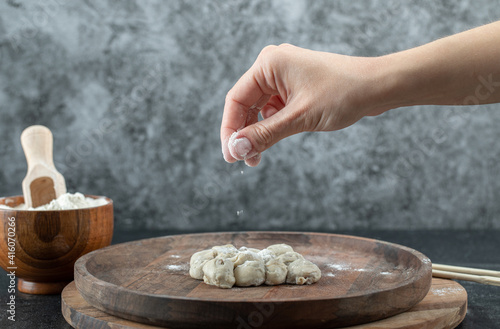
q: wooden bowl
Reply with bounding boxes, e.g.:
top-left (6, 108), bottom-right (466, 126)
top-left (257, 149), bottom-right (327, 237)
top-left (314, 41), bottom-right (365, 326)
top-left (0, 195), bottom-right (113, 294)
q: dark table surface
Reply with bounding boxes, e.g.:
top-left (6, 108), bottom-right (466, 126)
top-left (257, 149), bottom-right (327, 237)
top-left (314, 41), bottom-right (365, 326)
top-left (1, 229), bottom-right (499, 329)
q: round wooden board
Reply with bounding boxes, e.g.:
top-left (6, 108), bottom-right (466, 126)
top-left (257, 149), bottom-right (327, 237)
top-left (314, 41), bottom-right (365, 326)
top-left (74, 232), bottom-right (432, 329)
top-left (62, 278), bottom-right (467, 329)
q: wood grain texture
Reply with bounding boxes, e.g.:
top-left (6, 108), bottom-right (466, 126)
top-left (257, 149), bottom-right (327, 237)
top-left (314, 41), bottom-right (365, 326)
top-left (20, 125), bottom-right (66, 208)
top-left (0, 195), bottom-right (113, 294)
top-left (62, 278), bottom-right (467, 329)
top-left (74, 232), bottom-right (432, 328)
top-left (29, 176), bottom-right (57, 208)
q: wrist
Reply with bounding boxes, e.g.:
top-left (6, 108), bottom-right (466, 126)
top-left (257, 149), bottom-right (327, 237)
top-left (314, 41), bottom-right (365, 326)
top-left (353, 56), bottom-right (406, 116)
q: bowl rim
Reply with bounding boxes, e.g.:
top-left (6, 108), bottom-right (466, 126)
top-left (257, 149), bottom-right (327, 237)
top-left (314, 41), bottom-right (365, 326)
top-left (0, 195), bottom-right (113, 212)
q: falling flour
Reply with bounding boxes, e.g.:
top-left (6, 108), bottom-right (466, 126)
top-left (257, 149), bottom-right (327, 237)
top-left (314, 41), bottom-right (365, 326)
top-left (0, 192), bottom-right (108, 211)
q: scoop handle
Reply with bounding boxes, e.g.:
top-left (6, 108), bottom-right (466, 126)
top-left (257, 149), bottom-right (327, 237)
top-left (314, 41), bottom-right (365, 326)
top-left (20, 125), bottom-right (66, 208)
top-left (21, 125), bottom-right (55, 170)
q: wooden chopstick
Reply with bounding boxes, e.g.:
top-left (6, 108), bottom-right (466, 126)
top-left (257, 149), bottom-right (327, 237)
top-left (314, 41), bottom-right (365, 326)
top-left (432, 263), bottom-right (500, 287)
top-left (433, 263), bottom-right (500, 277)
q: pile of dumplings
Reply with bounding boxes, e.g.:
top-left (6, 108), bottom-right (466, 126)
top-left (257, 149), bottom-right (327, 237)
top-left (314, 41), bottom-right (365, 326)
top-left (189, 243), bottom-right (321, 289)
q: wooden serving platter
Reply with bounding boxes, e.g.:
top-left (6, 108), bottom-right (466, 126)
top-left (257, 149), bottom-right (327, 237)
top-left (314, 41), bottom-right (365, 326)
top-left (62, 278), bottom-right (467, 329)
top-left (74, 232), bottom-right (432, 329)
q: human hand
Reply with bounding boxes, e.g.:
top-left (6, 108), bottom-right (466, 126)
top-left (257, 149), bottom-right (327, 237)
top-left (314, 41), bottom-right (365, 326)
top-left (222, 21), bottom-right (500, 167)
top-left (220, 44), bottom-right (388, 167)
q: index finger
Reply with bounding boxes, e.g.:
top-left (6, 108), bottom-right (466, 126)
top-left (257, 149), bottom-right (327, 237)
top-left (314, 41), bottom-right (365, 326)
top-left (220, 65), bottom-right (272, 162)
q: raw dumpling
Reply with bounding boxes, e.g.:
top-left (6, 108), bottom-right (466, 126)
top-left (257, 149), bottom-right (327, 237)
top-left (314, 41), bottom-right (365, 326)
top-left (258, 248), bottom-right (276, 263)
top-left (189, 243), bottom-right (321, 289)
top-left (239, 246), bottom-right (261, 253)
top-left (265, 258), bottom-right (288, 285)
top-left (189, 249), bottom-right (216, 280)
top-left (212, 244), bottom-right (239, 258)
top-left (266, 244), bottom-right (294, 256)
top-left (276, 251), bottom-right (304, 266)
top-left (234, 260), bottom-right (266, 286)
top-left (286, 259), bottom-right (321, 285)
top-left (230, 250), bottom-right (262, 266)
top-left (202, 257), bottom-right (235, 289)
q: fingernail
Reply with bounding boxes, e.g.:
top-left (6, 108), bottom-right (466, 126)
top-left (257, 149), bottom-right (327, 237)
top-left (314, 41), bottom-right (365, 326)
top-left (233, 137), bottom-right (252, 158)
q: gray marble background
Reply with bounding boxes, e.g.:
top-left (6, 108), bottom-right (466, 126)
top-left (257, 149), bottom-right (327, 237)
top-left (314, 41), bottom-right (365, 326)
top-left (1, 0), bottom-right (499, 231)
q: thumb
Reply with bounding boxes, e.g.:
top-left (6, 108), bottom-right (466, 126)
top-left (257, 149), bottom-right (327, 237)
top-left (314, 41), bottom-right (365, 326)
top-left (228, 105), bottom-right (303, 162)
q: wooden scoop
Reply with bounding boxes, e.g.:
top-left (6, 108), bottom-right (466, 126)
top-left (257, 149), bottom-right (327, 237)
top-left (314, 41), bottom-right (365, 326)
top-left (21, 125), bottom-right (66, 208)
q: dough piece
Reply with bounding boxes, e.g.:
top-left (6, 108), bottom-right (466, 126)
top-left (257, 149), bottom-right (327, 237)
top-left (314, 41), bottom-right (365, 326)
top-left (189, 243), bottom-right (321, 288)
top-left (202, 258), bottom-right (235, 289)
top-left (276, 251), bottom-right (304, 266)
top-left (189, 249), bottom-right (216, 280)
top-left (230, 250), bottom-right (262, 267)
top-left (266, 244), bottom-right (294, 256)
top-left (265, 258), bottom-right (288, 285)
top-left (286, 259), bottom-right (322, 285)
top-left (234, 260), bottom-right (266, 286)
top-left (239, 246), bottom-right (261, 253)
top-left (258, 248), bottom-right (276, 263)
top-left (212, 244), bottom-right (239, 258)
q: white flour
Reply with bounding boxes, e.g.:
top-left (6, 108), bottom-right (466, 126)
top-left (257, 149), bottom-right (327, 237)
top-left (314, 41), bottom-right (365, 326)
top-left (228, 131), bottom-right (251, 158)
top-left (0, 192), bottom-right (108, 211)
top-left (165, 264), bottom-right (186, 271)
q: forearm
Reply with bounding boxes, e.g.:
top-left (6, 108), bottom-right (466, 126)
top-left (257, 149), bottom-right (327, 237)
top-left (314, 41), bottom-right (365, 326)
top-left (221, 23), bottom-right (500, 164)
top-left (375, 20), bottom-right (500, 111)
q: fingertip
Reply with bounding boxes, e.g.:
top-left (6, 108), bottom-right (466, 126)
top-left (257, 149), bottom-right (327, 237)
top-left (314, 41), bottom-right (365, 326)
top-left (244, 153), bottom-right (262, 167)
top-left (228, 132), bottom-right (255, 161)
top-left (222, 134), bottom-right (237, 163)
top-left (223, 152), bottom-right (237, 163)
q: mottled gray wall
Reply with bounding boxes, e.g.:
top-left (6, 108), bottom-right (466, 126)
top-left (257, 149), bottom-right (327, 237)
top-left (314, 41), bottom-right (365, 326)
top-left (1, 0), bottom-right (499, 231)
